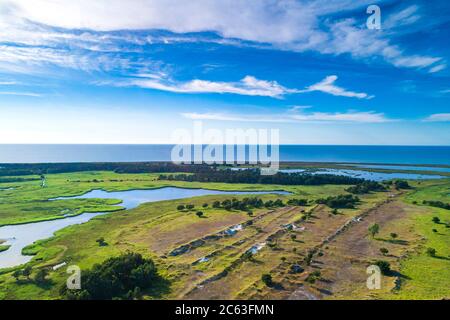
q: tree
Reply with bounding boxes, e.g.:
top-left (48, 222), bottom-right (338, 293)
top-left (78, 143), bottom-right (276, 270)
top-left (196, 211), bottom-right (204, 218)
top-left (34, 268), bottom-right (49, 284)
top-left (202, 203), bottom-right (209, 208)
top-left (261, 274), bottom-right (273, 287)
top-left (380, 248), bottom-right (389, 256)
top-left (133, 287), bottom-right (142, 300)
top-left (212, 201), bottom-right (221, 208)
top-left (432, 217), bottom-right (441, 224)
top-left (426, 247), bottom-right (436, 257)
top-left (390, 233), bottom-right (398, 240)
top-left (186, 204), bottom-right (195, 210)
top-left (96, 237), bottom-right (108, 246)
top-left (368, 223), bottom-right (380, 238)
top-left (247, 210), bottom-right (253, 217)
top-left (290, 234), bottom-right (297, 241)
top-left (22, 266), bottom-right (32, 280)
top-left (12, 269), bottom-right (22, 281)
top-left (374, 260), bottom-right (391, 275)
top-left (61, 252), bottom-right (161, 300)
top-left (177, 205), bottom-right (185, 211)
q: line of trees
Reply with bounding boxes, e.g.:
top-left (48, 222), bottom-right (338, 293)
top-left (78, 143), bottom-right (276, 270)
top-left (0, 162), bottom-right (213, 177)
top-left (423, 200), bottom-right (450, 210)
top-left (159, 169), bottom-right (365, 186)
top-left (345, 181), bottom-right (387, 194)
top-left (315, 194), bottom-right (360, 209)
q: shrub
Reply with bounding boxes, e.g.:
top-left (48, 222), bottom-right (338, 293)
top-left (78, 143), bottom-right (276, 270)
top-left (390, 233), bottom-right (398, 240)
top-left (177, 205), bottom-right (185, 211)
top-left (261, 274), bottom-right (273, 287)
top-left (34, 269), bottom-right (49, 284)
top-left (368, 223), bottom-right (380, 238)
top-left (305, 271), bottom-right (321, 284)
top-left (96, 237), bottom-right (108, 246)
top-left (432, 217), bottom-right (441, 224)
top-left (426, 247), bottom-right (436, 257)
top-left (186, 204), bottom-right (195, 210)
top-left (316, 194), bottom-right (359, 209)
top-left (393, 180), bottom-right (410, 189)
top-left (61, 252), bottom-right (161, 300)
top-left (202, 203), bottom-right (209, 208)
top-left (380, 248), bottom-right (389, 256)
top-left (374, 260), bottom-right (390, 275)
top-left (212, 201), bottom-right (221, 208)
top-left (196, 211), bottom-right (204, 218)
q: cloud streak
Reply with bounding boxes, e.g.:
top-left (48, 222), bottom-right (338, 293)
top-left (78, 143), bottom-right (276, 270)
top-left (301, 75), bottom-right (373, 99)
top-left (127, 75), bottom-right (294, 98)
top-left (182, 109), bottom-right (391, 123)
top-left (112, 74), bottom-right (372, 99)
top-left (424, 113), bottom-right (450, 122)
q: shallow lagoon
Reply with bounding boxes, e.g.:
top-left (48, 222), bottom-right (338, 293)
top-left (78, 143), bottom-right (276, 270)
top-left (279, 168), bottom-right (444, 181)
top-left (346, 164), bottom-right (450, 173)
top-left (0, 187), bottom-right (289, 269)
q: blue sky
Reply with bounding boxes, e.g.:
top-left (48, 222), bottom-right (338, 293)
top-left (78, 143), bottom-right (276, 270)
top-left (0, 0), bottom-right (449, 145)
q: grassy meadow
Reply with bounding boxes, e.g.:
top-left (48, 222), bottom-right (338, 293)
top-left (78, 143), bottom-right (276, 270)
top-left (0, 169), bottom-right (448, 300)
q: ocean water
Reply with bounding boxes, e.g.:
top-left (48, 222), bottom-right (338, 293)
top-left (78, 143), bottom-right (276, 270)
top-left (0, 144), bottom-right (449, 165)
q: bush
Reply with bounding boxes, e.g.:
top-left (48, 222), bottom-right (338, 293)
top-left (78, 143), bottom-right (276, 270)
top-left (202, 203), bottom-right (209, 208)
top-left (96, 237), bottom-right (108, 246)
top-left (426, 247), bottom-right (436, 257)
top-left (34, 269), bottom-right (49, 284)
top-left (380, 248), bottom-right (389, 256)
top-left (186, 204), bottom-right (195, 210)
top-left (423, 201), bottom-right (450, 210)
top-left (374, 260), bottom-right (391, 275)
top-left (316, 194), bottom-right (360, 209)
top-left (177, 205), bottom-right (185, 211)
top-left (432, 216), bottom-right (441, 224)
top-left (346, 181), bottom-right (386, 194)
top-left (61, 252), bottom-right (161, 300)
top-left (393, 180), bottom-right (410, 189)
top-left (305, 271), bottom-right (321, 284)
top-left (390, 233), bottom-right (398, 240)
top-left (261, 274), bottom-right (273, 287)
top-left (368, 223), bottom-right (380, 238)
top-left (196, 211), bottom-right (204, 218)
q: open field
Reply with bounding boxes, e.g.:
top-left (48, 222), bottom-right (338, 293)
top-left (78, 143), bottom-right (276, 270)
top-left (0, 170), bottom-right (448, 300)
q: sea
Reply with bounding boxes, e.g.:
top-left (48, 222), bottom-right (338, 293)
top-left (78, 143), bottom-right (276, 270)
top-left (0, 144), bottom-right (449, 166)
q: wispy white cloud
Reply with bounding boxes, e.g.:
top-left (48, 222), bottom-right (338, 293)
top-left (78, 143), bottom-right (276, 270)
top-left (301, 75), bottom-right (373, 99)
top-left (111, 74), bottom-right (372, 99)
top-left (0, 0), bottom-right (444, 74)
top-left (123, 75), bottom-right (294, 98)
top-left (0, 91), bottom-right (43, 97)
top-left (424, 113), bottom-right (450, 122)
top-left (384, 5), bottom-right (421, 29)
top-left (429, 64), bottom-right (447, 74)
top-left (182, 109), bottom-right (391, 123)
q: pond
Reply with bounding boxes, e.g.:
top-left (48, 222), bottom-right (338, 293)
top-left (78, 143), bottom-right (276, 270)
top-left (0, 187), bottom-right (289, 269)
